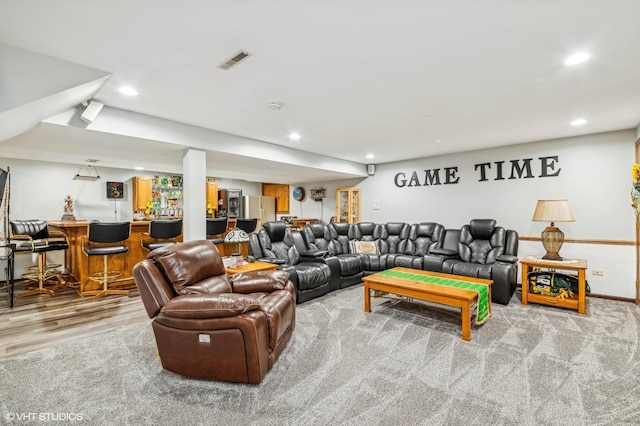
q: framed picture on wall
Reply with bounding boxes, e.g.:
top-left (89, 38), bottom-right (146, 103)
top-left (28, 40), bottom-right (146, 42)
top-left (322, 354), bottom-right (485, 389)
top-left (107, 181), bottom-right (124, 199)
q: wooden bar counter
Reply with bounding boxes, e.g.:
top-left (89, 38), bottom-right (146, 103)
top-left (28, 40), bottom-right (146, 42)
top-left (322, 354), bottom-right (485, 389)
top-left (49, 221), bottom-right (157, 294)
top-left (49, 220), bottom-right (247, 295)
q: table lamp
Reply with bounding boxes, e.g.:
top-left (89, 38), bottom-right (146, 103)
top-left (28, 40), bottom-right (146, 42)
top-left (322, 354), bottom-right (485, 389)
top-left (224, 228), bottom-right (250, 258)
top-left (532, 198), bottom-right (575, 260)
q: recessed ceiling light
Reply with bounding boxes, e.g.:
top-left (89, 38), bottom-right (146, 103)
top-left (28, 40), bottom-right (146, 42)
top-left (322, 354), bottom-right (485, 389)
top-left (366, 154), bottom-right (375, 160)
top-left (288, 132), bottom-right (301, 141)
top-left (134, 166), bottom-right (145, 171)
top-left (118, 86), bottom-right (138, 96)
top-left (564, 52), bottom-right (590, 66)
top-left (570, 118), bottom-right (587, 126)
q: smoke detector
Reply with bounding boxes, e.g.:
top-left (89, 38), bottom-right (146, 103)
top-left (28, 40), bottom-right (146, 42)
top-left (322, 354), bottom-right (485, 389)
top-left (267, 101), bottom-right (283, 111)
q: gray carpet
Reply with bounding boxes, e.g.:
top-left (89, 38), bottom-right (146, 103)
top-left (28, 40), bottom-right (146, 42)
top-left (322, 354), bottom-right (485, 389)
top-left (1, 286), bottom-right (640, 426)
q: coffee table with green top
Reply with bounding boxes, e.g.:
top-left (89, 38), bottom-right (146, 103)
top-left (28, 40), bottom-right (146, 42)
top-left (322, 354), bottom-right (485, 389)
top-left (363, 267), bottom-right (493, 341)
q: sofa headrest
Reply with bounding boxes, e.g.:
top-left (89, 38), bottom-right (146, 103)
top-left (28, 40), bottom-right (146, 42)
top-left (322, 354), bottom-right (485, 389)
top-left (307, 223), bottom-right (325, 238)
top-left (264, 221), bottom-right (287, 242)
top-left (469, 219), bottom-right (497, 240)
top-left (148, 240), bottom-right (226, 294)
top-left (415, 222), bottom-right (440, 238)
top-left (385, 222), bottom-right (407, 235)
top-left (357, 222), bottom-right (377, 235)
top-left (331, 222), bottom-right (351, 235)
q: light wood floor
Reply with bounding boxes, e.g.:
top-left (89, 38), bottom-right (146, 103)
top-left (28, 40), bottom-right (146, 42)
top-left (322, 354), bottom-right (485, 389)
top-left (0, 277), bottom-right (149, 360)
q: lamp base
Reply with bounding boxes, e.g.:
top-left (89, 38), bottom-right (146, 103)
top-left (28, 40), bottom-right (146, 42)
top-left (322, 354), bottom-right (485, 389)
top-left (542, 252), bottom-right (564, 261)
top-left (541, 225), bottom-right (565, 261)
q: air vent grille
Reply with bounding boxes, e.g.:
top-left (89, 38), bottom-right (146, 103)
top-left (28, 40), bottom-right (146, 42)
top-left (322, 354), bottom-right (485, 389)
top-left (218, 50), bottom-right (251, 70)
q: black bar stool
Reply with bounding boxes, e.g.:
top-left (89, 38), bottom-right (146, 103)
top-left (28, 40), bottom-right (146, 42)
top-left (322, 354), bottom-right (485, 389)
top-left (10, 220), bottom-right (69, 298)
top-left (142, 219), bottom-right (182, 252)
top-left (82, 221), bottom-right (130, 301)
top-left (236, 218), bottom-right (258, 234)
top-left (206, 217), bottom-right (228, 244)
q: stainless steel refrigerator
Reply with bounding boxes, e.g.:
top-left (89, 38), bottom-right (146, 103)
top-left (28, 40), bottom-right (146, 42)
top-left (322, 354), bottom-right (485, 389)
top-left (242, 196), bottom-right (276, 230)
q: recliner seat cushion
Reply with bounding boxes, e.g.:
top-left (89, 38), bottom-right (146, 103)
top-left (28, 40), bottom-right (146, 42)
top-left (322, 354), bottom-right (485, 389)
top-left (294, 263), bottom-right (332, 291)
top-left (445, 261), bottom-right (492, 279)
top-left (392, 254), bottom-right (422, 269)
top-left (336, 254), bottom-right (363, 276)
top-left (160, 293), bottom-right (261, 318)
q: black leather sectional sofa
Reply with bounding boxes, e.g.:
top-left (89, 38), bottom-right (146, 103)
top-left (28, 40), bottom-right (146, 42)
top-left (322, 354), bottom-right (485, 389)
top-left (248, 219), bottom-right (519, 305)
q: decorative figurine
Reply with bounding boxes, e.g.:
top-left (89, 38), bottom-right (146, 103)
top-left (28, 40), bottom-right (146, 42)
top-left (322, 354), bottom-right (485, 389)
top-left (62, 195), bottom-right (76, 221)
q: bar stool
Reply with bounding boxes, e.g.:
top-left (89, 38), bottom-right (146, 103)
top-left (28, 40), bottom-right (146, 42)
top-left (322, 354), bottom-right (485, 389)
top-left (82, 221), bottom-right (131, 301)
top-left (236, 218), bottom-right (258, 234)
top-left (142, 219), bottom-right (182, 252)
top-left (10, 219), bottom-right (69, 298)
top-left (206, 217), bottom-right (228, 244)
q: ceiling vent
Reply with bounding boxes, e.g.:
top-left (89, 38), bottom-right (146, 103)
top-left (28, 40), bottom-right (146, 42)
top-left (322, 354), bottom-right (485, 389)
top-left (218, 50), bottom-right (251, 70)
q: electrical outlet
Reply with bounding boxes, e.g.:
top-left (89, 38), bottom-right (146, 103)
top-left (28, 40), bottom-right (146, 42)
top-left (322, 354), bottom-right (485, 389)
top-left (592, 269), bottom-right (604, 276)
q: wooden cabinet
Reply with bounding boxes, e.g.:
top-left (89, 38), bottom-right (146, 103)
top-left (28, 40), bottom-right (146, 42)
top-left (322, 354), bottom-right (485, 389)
top-left (336, 187), bottom-right (360, 224)
top-left (132, 176), bottom-right (152, 212)
top-left (262, 183), bottom-right (290, 214)
top-left (206, 179), bottom-right (218, 216)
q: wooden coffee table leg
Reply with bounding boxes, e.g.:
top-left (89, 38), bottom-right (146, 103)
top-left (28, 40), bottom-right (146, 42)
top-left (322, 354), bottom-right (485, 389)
top-left (364, 282), bottom-right (371, 313)
top-left (461, 301), bottom-right (471, 341)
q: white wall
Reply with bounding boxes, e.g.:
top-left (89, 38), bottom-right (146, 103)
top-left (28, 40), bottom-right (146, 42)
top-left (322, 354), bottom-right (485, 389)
top-left (286, 178), bottom-right (365, 222)
top-left (298, 130), bottom-right (637, 299)
top-left (3, 129), bottom-right (637, 298)
top-left (0, 157), bottom-right (262, 275)
top-left (0, 157), bottom-right (263, 223)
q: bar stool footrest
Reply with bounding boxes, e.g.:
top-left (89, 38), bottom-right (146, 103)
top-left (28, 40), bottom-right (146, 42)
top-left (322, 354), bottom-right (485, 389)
top-left (87, 270), bottom-right (123, 283)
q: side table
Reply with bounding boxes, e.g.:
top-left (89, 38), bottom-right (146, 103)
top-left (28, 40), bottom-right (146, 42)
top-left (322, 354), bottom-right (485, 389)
top-left (225, 260), bottom-right (278, 276)
top-left (520, 257), bottom-right (588, 315)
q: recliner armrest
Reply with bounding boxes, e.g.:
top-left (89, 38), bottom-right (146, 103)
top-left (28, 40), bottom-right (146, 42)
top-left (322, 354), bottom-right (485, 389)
top-left (300, 250), bottom-right (328, 259)
top-left (161, 293), bottom-right (261, 319)
top-left (496, 254), bottom-right (518, 263)
top-left (230, 270), bottom-right (291, 294)
top-left (429, 248), bottom-right (458, 258)
top-left (257, 257), bottom-right (286, 265)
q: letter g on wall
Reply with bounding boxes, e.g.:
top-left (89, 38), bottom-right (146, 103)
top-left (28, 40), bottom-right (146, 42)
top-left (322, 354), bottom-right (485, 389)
top-left (394, 172), bottom-right (407, 187)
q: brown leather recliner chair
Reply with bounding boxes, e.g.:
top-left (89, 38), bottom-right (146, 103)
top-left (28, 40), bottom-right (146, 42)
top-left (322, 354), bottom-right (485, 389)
top-left (132, 240), bottom-right (296, 384)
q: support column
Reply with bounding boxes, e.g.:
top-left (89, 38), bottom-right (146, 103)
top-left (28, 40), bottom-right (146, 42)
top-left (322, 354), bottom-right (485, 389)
top-left (182, 148), bottom-right (206, 242)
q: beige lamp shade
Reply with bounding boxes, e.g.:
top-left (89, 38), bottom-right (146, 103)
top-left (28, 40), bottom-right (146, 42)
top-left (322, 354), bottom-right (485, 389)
top-left (532, 199), bottom-right (575, 260)
top-left (532, 198), bottom-right (575, 224)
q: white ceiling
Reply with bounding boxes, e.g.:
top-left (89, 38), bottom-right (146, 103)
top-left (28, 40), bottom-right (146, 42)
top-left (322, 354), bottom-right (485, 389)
top-left (1, 0), bottom-right (639, 183)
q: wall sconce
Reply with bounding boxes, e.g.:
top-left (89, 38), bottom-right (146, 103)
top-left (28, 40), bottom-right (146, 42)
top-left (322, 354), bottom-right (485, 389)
top-left (532, 198), bottom-right (575, 260)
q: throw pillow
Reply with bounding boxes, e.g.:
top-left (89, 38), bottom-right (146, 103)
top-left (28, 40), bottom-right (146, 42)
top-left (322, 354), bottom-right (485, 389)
top-left (350, 240), bottom-right (380, 255)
